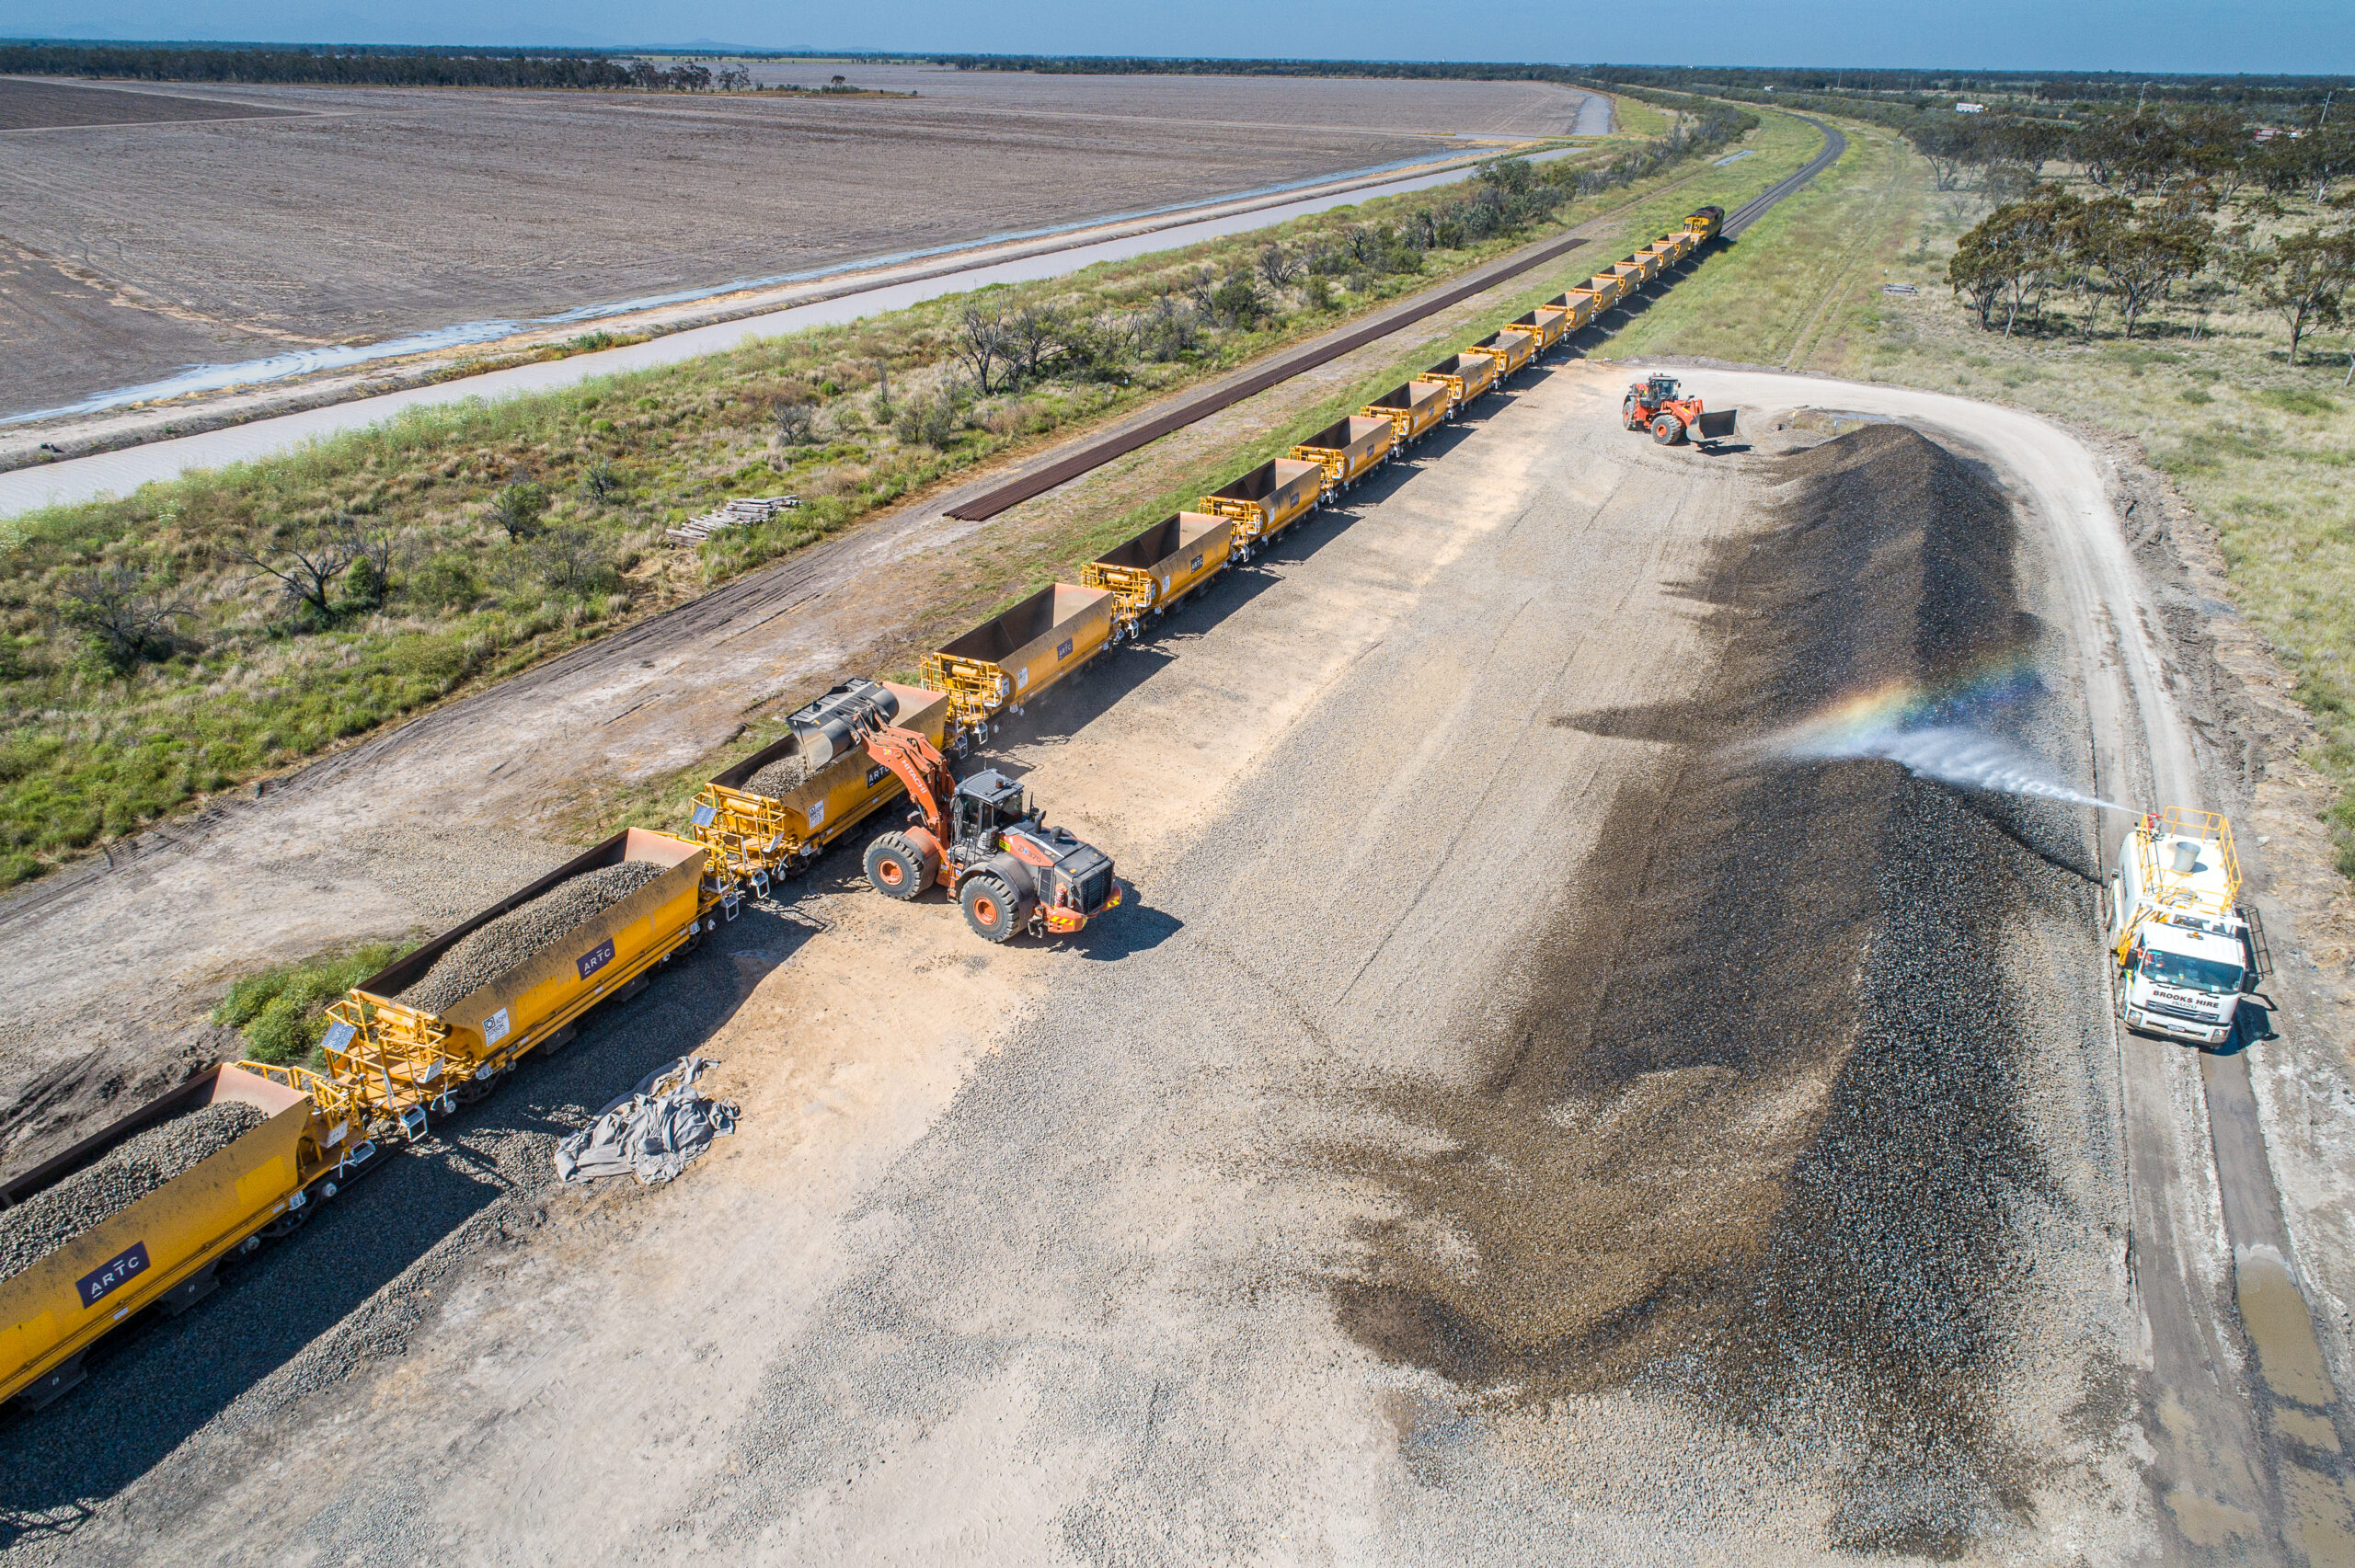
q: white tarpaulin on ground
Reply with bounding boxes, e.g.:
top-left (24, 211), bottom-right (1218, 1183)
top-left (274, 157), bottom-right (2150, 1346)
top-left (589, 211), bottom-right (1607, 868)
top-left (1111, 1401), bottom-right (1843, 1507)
top-left (554, 1056), bottom-right (738, 1185)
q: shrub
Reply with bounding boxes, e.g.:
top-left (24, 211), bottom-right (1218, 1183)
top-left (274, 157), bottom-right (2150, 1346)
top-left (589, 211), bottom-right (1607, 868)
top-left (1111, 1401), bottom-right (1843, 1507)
top-left (494, 478), bottom-right (549, 540)
top-left (773, 400), bottom-right (817, 445)
top-left (342, 552), bottom-right (385, 612)
top-left (893, 396), bottom-right (962, 451)
top-left (1209, 273), bottom-right (1269, 329)
top-left (213, 942), bottom-right (410, 1066)
top-left (408, 551), bottom-right (481, 613)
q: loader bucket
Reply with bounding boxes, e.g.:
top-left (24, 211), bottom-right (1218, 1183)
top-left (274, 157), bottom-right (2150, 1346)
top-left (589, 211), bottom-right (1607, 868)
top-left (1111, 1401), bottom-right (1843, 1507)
top-left (1694, 408), bottom-right (1739, 441)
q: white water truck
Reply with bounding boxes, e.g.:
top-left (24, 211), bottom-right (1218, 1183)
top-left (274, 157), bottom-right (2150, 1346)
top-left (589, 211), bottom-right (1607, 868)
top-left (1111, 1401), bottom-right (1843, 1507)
top-left (2106, 807), bottom-right (2271, 1046)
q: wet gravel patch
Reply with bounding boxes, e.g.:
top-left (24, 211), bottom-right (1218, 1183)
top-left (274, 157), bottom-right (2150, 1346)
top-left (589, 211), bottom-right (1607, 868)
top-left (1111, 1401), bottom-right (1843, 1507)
top-left (398, 862), bottom-right (665, 1015)
top-left (745, 752), bottom-right (816, 798)
top-left (1335, 425), bottom-right (2098, 1551)
top-left (0, 1103), bottom-right (269, 1284)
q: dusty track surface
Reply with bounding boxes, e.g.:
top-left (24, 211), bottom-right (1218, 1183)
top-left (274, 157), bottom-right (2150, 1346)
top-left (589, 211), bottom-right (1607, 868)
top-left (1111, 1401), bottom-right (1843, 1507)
top-left (0, 73), bottom-right (1591, 411)
top-left (0, 361), bottom-right (2230, 1563)
top-left (1690, 369), bottom-right (2355, 1563)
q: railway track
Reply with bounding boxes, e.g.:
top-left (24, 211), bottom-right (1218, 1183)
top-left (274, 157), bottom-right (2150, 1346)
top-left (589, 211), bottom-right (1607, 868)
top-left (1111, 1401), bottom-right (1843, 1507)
top-left (0, 118), bottom-right (1846, 938)
top-left (948, 112), bottom-right (1844, 523)
top-left (1722, 112), bottom-right (1847, 237)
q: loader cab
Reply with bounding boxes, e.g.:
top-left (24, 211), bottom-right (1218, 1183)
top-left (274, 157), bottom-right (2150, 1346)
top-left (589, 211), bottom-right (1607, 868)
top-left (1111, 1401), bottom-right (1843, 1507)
top-left (950, 770), bottom-right (1029, 847)
top-left (1646, 373), bottom-right (1681, 406)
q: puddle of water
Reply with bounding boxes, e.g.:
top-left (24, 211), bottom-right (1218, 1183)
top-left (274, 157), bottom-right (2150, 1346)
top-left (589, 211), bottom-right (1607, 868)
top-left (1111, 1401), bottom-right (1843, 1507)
top-left (2241, 1248), bottom-right (2336, 1408)
top-left (2165, 1487), bottom-right (2268, 1550)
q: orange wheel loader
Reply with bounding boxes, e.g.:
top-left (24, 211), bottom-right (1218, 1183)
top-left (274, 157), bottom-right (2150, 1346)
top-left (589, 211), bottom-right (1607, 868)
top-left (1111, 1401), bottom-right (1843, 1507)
top-left (833, 699), bottom-right (1120, 942)
top-left (1622, 372), bottom-right (1739, 448)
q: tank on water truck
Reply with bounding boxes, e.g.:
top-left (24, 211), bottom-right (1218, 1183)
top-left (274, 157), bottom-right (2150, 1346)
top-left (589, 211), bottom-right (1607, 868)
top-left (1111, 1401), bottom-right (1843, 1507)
top-left (2107, 807), bottom-right (2271, 1047)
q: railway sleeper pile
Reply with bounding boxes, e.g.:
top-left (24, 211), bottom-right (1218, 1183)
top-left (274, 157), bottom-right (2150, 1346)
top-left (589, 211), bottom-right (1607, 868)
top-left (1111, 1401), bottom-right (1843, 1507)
top-left (0, 208), bottom-right (1727, 1413)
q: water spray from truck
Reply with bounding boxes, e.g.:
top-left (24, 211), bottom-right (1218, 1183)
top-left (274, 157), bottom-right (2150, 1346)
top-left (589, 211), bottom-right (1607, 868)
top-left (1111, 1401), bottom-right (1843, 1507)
top-left (1763, 663), bottom-right (2273, 1047)
top-left (1765, 660), bottom-right (2131, 814)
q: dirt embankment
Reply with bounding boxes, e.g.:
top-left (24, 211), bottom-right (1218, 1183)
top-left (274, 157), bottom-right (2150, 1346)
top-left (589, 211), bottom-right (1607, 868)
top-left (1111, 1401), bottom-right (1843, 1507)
top-left (1335, 424), bottom-right (2120, 1552)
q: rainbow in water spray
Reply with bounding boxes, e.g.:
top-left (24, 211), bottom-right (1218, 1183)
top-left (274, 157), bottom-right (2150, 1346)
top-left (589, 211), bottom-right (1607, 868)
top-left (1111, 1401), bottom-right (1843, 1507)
top-left (1764, 653), bottom-right (2134, 814)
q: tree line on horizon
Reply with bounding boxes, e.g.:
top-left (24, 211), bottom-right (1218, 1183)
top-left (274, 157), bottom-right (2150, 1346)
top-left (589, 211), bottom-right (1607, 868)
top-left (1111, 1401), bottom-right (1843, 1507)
top-left (937, 56), bottom-right (2349, 110)
top-left (1924, 102), bottom-right (2355, 366)
top-left (0, 42), bottom-right (754, 89)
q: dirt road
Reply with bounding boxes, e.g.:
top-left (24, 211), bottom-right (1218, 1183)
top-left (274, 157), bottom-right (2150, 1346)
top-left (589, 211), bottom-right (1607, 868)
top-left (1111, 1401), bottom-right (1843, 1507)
top-left (1, 359), bottom-right (2255, 1564)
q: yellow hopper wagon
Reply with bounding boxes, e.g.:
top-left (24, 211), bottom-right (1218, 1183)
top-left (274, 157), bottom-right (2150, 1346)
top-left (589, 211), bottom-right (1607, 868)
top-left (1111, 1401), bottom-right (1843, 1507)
top-left (692, 680), bottom-right (951, 891)
top-left (325, 829), bottom-right (722, 1141)
top-left (1546, 291), bottom-right (1602, 334)
top-left (1361, 379), bottom-right (1450, 448)
top-left (1511, 306), bottom-right (1569, 355)
top-left (920, 582), bottom-right (1116, 749)
top-left (2, 1064), bottom-right (358, 1410)
top-left (1289, 415), bottom-right (1395, 498)
top-left (1587, 272), bottom-right (1630, 310)
top-left (1199, 458), bottom-right (1324, 561)
top-left (1424, 351), bottom-right (1499, 416)
top-left (1083, 511), bottom-right (1235, 643)
top-left (1467, 327), bottom-right (1538, 382)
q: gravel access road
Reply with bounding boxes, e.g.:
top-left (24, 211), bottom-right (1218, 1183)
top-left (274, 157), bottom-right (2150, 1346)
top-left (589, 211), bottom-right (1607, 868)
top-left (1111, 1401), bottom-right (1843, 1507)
top-left (0, 151), bottom-right (1792, 1185)
top-left (0, 361), bottom-right (2217, 1565)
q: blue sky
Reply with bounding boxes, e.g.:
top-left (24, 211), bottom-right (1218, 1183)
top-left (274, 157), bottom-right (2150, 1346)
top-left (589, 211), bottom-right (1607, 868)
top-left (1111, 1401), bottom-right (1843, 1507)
top-left (5, 0), bottom-right (2349, 75)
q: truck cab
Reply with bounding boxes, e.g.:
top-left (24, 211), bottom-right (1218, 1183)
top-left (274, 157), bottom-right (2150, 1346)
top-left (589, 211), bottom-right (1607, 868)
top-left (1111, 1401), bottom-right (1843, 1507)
top-left (2108, 809), bottom-right (2264, 1046)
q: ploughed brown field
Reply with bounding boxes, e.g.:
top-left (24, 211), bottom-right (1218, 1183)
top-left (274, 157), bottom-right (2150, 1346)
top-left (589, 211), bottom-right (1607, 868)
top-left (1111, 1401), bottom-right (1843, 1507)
top-left (0, 69), bottom-right (1594, 413)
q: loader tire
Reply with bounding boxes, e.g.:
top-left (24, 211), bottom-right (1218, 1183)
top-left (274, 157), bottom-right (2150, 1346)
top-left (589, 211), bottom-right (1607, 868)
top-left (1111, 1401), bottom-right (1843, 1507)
top-left (1652, 413), bottom-right (1684, 445)
top-left (866, 833), bottom-right (934, 900)
top-left (959, 874), bottom-right (1026, 943)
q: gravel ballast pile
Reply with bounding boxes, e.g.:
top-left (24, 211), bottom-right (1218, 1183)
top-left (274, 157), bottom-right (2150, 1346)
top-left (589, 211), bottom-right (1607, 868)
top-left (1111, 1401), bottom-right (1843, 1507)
top-left (398, 861), bottom-right (667, 1016)
top-left (0, 1101), bottom-right (270, 1284)
top-left (1335, 425), bottom-right (2107, 1551)
top-left (745, 750), bottom-right (816, 798)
